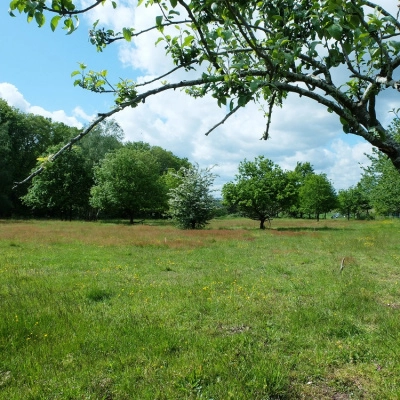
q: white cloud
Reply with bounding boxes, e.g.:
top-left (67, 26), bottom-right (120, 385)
top-left (0, 82), bottom-right (91, 128)
top-left (79, 0), bottom-right (137, 30)
top-left (0, 83), bottom-right (30, 112)
top-left (73, 106), bottom-right (96, 123)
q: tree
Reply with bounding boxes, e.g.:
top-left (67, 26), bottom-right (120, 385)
top-left (126, 142), bottom-right (191, 175)
top-left (167, 164), bottom-right (217, 229)
top-left (337, 185), bottom-right (371, 220)
top-left (361, 120), bottom-right (400, 216)
top-left (0, 121), bottom-right (13, 216)
top-left (299, 174), bottom-right (337, 221)
top-left (79, 119), bottom-right (124, 168)
top-left (22, 146), bottom-right (92, 220)
top-left (222, 157), bottom-right (296, 229)
top-left (286, 162), bottom-right (315, 218)
top-left (90, 147), bottom-right (166, 223)
top-left (0, 99), bottom-right (80, 214)
top-left (10, 0), bottom-right (400, 187)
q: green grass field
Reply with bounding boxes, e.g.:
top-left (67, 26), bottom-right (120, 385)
top-left (1, 217), bottom-right (399, 399)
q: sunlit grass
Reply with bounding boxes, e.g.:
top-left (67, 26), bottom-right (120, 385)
top-left (0, 218), bottom-right (399, 399)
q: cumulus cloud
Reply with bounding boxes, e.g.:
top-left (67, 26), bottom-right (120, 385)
top-left (0, 82), bottom-right (93, 128)
top-left (0, 83), bottom-right (30, 112)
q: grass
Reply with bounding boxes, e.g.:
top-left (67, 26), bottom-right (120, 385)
top-left (0, 217), bottom-right (400, 399)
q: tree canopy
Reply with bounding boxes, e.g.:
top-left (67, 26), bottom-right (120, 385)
top-left (299, 173), bottom-right (337, 221)
top-left (167, 164), bottom-right (217, 229)
top-left (90, 147), bottom-right (167, 223)
top-left (222, 156), bottom-right (297, 229)
top-left (9, 0), bottom-right (400, 186)
top-left (22, 146), bottom-right (92, 220)
top-left (360, 119), bottom-right (400, 215)
top-left (0, 99), bottom-right (80, 215)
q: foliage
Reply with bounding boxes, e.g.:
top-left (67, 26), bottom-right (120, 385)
top-left (337, 185), bottom-right (371, 220)
top-left (167, 164), bottom-right (217, 229)
top-left (361, 119), bottom-right (400, 216)
top-left (9, 0), bottom-right (400, 186)
top-left (222, 156), bottom-right (296, 229)
top-left (0, 121), bottom-right (13, 216)
top-left (21, 146), bottom-right (92, 220)
top-left (126, 141), bottom-right (191, 175)
top-left (286, 161), bottom-right (315, 218)
top-left (79, 118), bottom-right (124, 168)
top-left (299, 173), bottom-right (337, 221)
top-left (0, 99), bottom-right (80, 215)
top-left (90, 147), bottom-right (167, 223)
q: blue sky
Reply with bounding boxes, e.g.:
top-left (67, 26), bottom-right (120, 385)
top-left (1, 1), bottom-right (397, 192)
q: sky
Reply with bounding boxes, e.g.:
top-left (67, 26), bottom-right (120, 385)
top-left (0, 0), bottom-right (398, 193)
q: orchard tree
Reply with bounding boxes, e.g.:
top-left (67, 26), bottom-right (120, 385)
top-left (299, 173), bottom-right (337, 221)
top-left (337, 185), bottom-right (371, 219)
top-left (90, 147), bottom-right (166, 223)
top-left (22, 146), bottom-right (92, 220)
top-left (361, 120), bottom-right (400, 215)
top-left (167, 164), bottom-right (216, 229)
top-left (126, 142), bottom-right (191, 175)
top-left (11, 0), bottom-right (400, 187)
top-left (286, 161), bottom-right (315, 218)
top-left (222, 157), bottom-right (296, 229)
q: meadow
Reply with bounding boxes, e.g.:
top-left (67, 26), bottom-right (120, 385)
top-left (0, 217), bottom-right (399, 399)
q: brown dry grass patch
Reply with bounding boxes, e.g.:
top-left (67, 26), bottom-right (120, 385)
top-left (0, 220), bottom-right (253, 248)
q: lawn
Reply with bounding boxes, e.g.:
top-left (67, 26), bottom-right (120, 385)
top-left (0, 217), bottom-right (399, 399)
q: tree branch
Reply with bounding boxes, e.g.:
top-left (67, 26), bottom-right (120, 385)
top-left (177, 0), bottom-right (221, 71)
top-left (204, 104), bottom-right (241, 136)
top-left (43, 0), bottom-right (104, 16)
top-left (12, 111), bottom-right (115, 188)
top-left (363, 0), bottom-right (400, 31)
top-left (96, 20), bottom-right (192, 46)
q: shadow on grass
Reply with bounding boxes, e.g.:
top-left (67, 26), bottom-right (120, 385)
top-left (98, 219), bottom-right (174, 227)
top-left (274, 226), bottom-right (344, 232)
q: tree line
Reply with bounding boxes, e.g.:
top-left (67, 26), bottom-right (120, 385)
top-left (1, 99), bottom-right (400, 227)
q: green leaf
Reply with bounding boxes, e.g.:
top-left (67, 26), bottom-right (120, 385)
top-left (50, 15), bottom-right (61, 31)
top-left (71, 70), bottom-right (81, 77)
top-left (326, 23), bottom-right (343, 40)
top-left (342, 124), bottom-right (350, 133)
top-left (342, 40), bottom-right (352, 55)
top-left (122, 27), bottom-right (132, 42)
top-left (238, 96), bottom-right (247, 107)
top-left (111, 1), bottom-right (117, 9)
top-left (156, 15), bottom-right (163, 27)
top-left (170, 0), bottom-right (178, 7)
top-left (182, 35), bottom-right (194, 47)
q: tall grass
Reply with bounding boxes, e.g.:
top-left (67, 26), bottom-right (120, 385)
top-left (0, 218), bottom-right (399, 399)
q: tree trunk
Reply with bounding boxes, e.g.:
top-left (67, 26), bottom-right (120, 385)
top-left (259, 218), bottom-right (265, 229)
